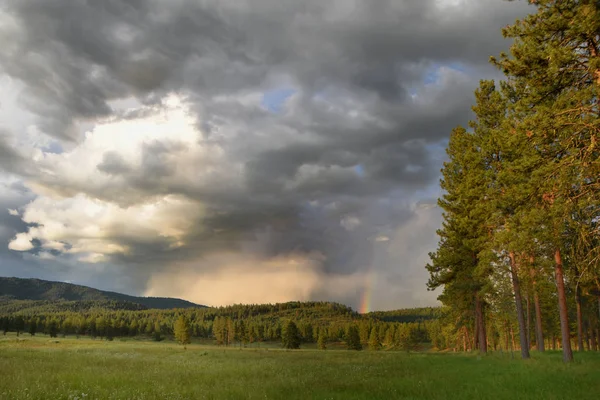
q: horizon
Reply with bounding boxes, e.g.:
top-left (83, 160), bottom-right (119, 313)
top-left (0, 0), bottom-right (533, 311)
top-left (0, 275), bottom-right (441, 313)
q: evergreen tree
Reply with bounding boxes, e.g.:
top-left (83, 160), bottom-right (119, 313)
top-left (14, 316), bottom-right (24, 337)
top-left (36, 319), bottom-right (45, 336)
top-left (28, 321), bottom-right (36, 336)
top-left (144, 321), bottom-right (153, 336)
top-left (368, 328), bottom-right (380, 351)
top-left (248, 324), bottom-right (257, 345)
top-left (490, 0), bottom-right (600, 363)
top-left (235, 320), bottom-right (247, 348)
top-left (473, 80), bottom-right (532, 359)
top-left (174, 316), bottom-right (191, 348)
top-left (96, 317), bottom-right (106, 339)
top-left (129, 319), bottom-right (138, 336)
top-left (226, 318), bottom-right (235, 346)
top-left (213, 316), bottom-right (224, 345)
top-left (345, 325), bottom-right (362, 351)
top-left (397, 324), bottom-right (413, 353)
top-left (282, 320), bottom-right (301, 349)
top-left (317, 331), bottom-right (327, 350)
top-left (48, 320), bottom-right (58, 338)
top-left (426, 123), bottom-right (491, 354)
top-left (359, 321), bottom-right (371, 345)
top-left (383, 326), bottom-right (395, 349)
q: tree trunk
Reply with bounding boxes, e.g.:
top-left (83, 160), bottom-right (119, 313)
top-left (467, 326), bottom-right (473, 351)
top-left (526, 293), bottom-right (531, 349)
top-left (462, 326), bottom-right (468, 352)
top-left (475, 294), bottom-right (487, 353)
top-left (584, 320), bottom-right (590, 351)
top-left (554, 249), bottom-right (574, 362)
top-left (504, 321), bottom-right (510, 352)
top-left (576, 286), bottom-right (584, 352)
top-left (474, 317), bottom-right (479, 350)
top-left (510, 325), bottom-right (516, 354)
top-left (530, 263), bottom-right (545, 352)
top-left (590, 327), bottom-right (598, 351)
top-left (509, 252), bottom-right (530, 359)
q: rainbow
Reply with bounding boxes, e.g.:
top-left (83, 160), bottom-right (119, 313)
top-left (359, 269), bottom-right (375, 314)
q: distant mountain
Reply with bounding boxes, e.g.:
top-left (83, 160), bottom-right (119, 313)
top-left (0, 277), bottom-right (203, 310)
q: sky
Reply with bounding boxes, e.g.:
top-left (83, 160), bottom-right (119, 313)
top-left (0, 0), bottom-right (532, 311)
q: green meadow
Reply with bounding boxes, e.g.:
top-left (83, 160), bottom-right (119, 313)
top-left (1, 334), bottom-right (599, 400)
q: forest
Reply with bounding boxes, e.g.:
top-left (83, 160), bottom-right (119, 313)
top-left (0, 296), bottom-right (440, 352)
top-left (426, 0), bottom-right (600, 362)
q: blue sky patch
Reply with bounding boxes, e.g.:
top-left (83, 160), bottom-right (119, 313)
top-left (41, 141), bottom-right (64, 154)
top-left (423, 62), bottom-right (468, 85)
top-left (354, 164), bottom-right (365, 177)
top-left (261, 88), bottom-right (296, 113)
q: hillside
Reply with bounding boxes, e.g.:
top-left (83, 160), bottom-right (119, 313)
top-left (366, 307), bottom-right (441, 323)
top-left (0, 277), bottom-right (203, 310)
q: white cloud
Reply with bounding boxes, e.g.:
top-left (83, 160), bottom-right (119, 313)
top-left (26, 93), bottom-right (236, 203)
top-left (8, 232), bottom-right (33, 251)
top-left (7, 94), bottom-right (221, 262)
top-left (10, 193), bottom-right (203, 262)
top-left (374, 235), bottom-right (390, 242)
top-left (341, 215), bottom-right (361, 231)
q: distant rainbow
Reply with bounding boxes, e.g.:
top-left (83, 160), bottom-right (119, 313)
top-left (359, 269), bottom-right (375, 314)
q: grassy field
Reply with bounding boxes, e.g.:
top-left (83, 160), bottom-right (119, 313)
top-left (1, 334), bottom-right (599, 400)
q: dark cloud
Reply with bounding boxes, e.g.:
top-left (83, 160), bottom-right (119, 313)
top-left (0, 0), bottom-right (533, 309)
top-left (97, 151), bottom-right (131, 175)
top-left (0, 132), bottom-right (28, 175)
top-left (0, 181), bottom-right (39, 276)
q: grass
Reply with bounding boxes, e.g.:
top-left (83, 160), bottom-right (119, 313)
top-left (0, 334), bottom-right (599, 399)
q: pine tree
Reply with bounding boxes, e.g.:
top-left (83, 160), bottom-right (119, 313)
top-left (490, 0), bottom-right (600, 362)
top-left (235, 320), bottom-right (247, 348)
top-left (48, 320), bottom-right (58, 338)
top-left (473, 80), bottom-right (532, 359)
top-left (226, 318), bottom-right (235, 346)
top-left (383, 326), bottom-right (395, 349)
top-left (317, 331), bottom-right (327, 350)
top-left (14, 316), bottom-right (24, 337)
top-left (397, 324), bottom-right (413, 353)
top-left (426, 123), bottom-right (491, 354)
top-left (368, 328), bottom-right (380, 351)
top-left (345, 325), bottom-right (362, 351)
top-left (174, 316), bottom-right (191, 348)
top-left (359, 321), bottom-right (371, 345)
top-left (213, 317), bottom-right (224, 345)
top-left (28, 321), bottom-right (36, 336)
top-left (248, 324), bottom-right (257, 345)
top-left (282, 320), bottom-right (301, 349)
top-left (96, 317), bottom-right (106, 339)
top-left (129, 319), bottom-right (138, 336)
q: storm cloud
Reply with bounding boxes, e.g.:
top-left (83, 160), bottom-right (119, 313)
top-left (0, 0), bottom-right (532, 309)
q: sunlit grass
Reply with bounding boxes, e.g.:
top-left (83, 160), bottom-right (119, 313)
top-left (0, 334), bottom-right (598, 399)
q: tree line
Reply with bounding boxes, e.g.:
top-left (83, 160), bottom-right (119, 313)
top-left (427, 0), bottom-right (600, 362)
top-left (0, 301), bottom-right (434, 351)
